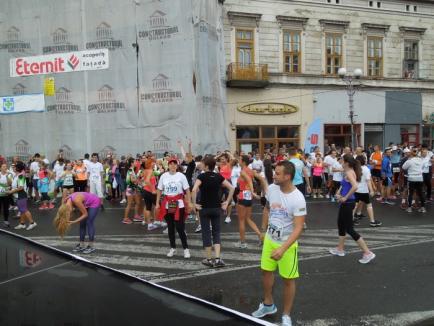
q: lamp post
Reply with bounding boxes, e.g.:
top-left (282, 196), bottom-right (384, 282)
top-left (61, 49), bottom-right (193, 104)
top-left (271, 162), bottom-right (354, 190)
top-left (338, 67), bottom-right (363, 150)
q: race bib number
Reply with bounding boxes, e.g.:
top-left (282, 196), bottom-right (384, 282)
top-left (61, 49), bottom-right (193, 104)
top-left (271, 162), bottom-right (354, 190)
top-left (242, 191), bottom-right (252, 200)
top-left (393, 167), bottom-right (400, 173)
top-left (267, 222), bottom-right (284, 242)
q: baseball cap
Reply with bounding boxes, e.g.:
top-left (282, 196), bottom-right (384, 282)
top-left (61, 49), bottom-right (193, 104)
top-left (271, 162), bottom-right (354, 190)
top-left (392, 145), bottom-right (398, 151)
top-left (403, 148), bottom-right (410, 153)
top-left (168, 157), bottom-right (179, 164)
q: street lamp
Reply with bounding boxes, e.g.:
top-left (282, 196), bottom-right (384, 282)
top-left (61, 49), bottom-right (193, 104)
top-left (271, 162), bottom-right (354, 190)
top-left (338, 67), bottom-right (362, 150)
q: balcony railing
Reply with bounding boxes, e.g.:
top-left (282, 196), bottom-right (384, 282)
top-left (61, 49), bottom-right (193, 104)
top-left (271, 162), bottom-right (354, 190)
top-left (226, 63), bottom-right (269, 88)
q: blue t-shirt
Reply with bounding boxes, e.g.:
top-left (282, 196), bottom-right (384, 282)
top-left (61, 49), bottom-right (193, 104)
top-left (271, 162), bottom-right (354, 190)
top-left (289, 158), bottom-right (304, 186)
top-left (381, 156), bottom-right (393, 178)
top-left (390, 151), bottom-right (401, 164)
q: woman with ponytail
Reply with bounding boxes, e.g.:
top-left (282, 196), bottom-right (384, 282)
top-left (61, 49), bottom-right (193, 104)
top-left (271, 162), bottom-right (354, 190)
top-left (329, 154), bottom-right (376, 264)
top-left (54, 192), bottom-right (101, 254)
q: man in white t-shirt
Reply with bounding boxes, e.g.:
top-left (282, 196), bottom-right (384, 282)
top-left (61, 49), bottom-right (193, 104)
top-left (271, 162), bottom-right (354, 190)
top-left (252, 160), bottom-right (306, 326)
top-left (249, 153), bottom-right (264, 173)
top-left (323, 150), bottom-right (337, 199)
top-left (87, 153), bottom-right (104, 199)
top-left (29, 153), bottom-right (41, 201)
top-left (52, 158), bottom-right (66, 202)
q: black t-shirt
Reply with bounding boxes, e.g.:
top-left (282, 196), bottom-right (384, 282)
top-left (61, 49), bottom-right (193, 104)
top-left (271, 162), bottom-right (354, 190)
top-left (119, 162), bottom-right (128, 179)
top-left (197, 172), bottom-right (225, 209)
top-left (185, 161), bottom-right (196, 185)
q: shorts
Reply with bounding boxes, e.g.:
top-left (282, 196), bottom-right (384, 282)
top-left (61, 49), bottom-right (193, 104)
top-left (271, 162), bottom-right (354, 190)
top-left (355, 192), bottom-right (370, 204)
top-left (41, 192), bottom-right (50, 201)
top-left (238, 199), bottom-right (252, 207)
top-left (382, 177), bottom-right (392, 187)
top-left (118, 178), bottom-right (126, 192)
top-left (32, 179), bottom-right (39, 191)
top-left (126, 187), bottom-right (137, 197)
top-left (55, 180), bottom-right (63, 190)
top-left (371, 169), bottom-right (381, 179)
top-left (295, 183), bottom-right (305, 195)
top-left (16, 198), bottom-right (28, 214)
top-left (63, 185), bottom-right (74, 190)
top-left (261, 235), bottom-right (299, 279)
top-left (142, 190), bottom-right (156, 211)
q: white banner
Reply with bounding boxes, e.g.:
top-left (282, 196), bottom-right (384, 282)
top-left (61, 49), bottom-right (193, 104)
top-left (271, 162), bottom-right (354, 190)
top-left (0, 94), bottom-right (45, 114)
top-left (10, 49), bottom-right (109, 77)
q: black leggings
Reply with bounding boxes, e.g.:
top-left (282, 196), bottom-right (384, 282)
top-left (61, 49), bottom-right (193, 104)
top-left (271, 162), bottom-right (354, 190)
top-left (74, 180), bottom-right (87, 192)
top-left (0, 196), bottom-right (10, 222)
top-left (408, 181), bottom-right (425, 208)
top-left (331, 181), bottom-right (341, 197)
top-left (423, 173), bottom-right (432, 200)
top-left (337, 202), bottom-right (360, 241)
top-left (199, 208), bottom-right (221, 247)
top-left (165, 209), bottom-right (188, 249)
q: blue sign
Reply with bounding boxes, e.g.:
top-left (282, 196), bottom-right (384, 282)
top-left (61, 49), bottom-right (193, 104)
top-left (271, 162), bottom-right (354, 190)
top-left (304, 118), bottom-right (322, 154)
top-left (2, 98), bottom-right (14, 112)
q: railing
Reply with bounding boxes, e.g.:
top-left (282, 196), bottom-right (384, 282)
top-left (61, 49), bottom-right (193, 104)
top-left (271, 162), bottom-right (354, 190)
top-left (226, 63), bottom-right (269, 82)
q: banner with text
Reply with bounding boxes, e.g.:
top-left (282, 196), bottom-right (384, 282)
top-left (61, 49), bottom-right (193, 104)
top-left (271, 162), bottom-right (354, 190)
top-left (0, 94), bottom-right (45, 114)
top-left (304, 118), bottom-right (322, 154)
top-left (10, 49), bottom-right (109, 77)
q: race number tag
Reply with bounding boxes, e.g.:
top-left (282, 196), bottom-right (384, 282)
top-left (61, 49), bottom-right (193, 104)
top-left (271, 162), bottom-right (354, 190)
top-left (267, 222), bottom-right (284, 242)
top-left (242, 191), bottom-right (252, 200)
top-left (393, 167), bottom-right (400, 173)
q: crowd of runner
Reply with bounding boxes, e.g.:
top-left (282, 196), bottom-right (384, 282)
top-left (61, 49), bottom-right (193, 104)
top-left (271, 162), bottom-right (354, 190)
top-left (0, 141), bottom-right (432, 326)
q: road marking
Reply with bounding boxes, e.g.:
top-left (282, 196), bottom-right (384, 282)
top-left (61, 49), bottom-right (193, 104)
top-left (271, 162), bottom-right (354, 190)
top-left (298, 310), bottom-right (434, 326)
top-left (118, 269), bottom-right (165, 278)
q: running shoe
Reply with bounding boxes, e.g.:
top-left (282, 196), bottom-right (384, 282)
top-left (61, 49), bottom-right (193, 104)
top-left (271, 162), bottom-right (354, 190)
top-left (354, 213), bottom-right (366, 218)
top-left (329, 248), bottom-right (345, 257)
top-left (3, 221), bottom-right (10, 228)
top-left (167, 248), bottom-right (176, 257)
top-left (251, 303), bottom-right (277, 318)
top-left (318, 194), bottom-right (324, 198)
top-left (14, 223), bottom-right (26, 230)
top-left (194, 225), bottom-right (202, 233)
top-left (418, 207), bottom-right (427, 213)
top-left (331, 197), bottom-right (336, 203)
top-left (183, 249), bottom-right (191, 259)
top-left (119, 199), bottom-right (127, 204)
top-left (406, 207), bottom-right (413, 213)
top-left (235, 241), bottom-right (248, 249)
top-left (214, 258), bottom-right (226, 268)
top-left (201, 258), bottom-right (214, 267)
top-left (147, 223), bottom-right (159, 231)
top-left (72, 244), bottom-right (85, 253)
top-left (358, 252), bottom-right (376, 264)
top-left (400, 202), bottom-right (407, 210)
top-left (122, 218), bottom-right (133, 225)
top-left (163, 227), bottom-right (168, 234)
top-left (133, 215), bottom-right (144, 222)
top-left (370, 220), bottom-right (382, 227)
top-left (82, 246), bottom-right (96, 254)
top-left (325, 194), bottom-right (330, 199)
top-left (26, 222), bottom-right (37, 230)
top-left (353, 219), bottom-right (360, 226)
top-left (384, 200), bottom-right (395, 205)
top-left (376, 197), bottom-right (384, 202)
top-left (48, 203), bottom-right (55, 209)
top-left (224, 216), bottom-right (231, 224)
top-left (38, 204), bottom-right (48, 210)
top-left (313, 194), bottom-right (317, 199)
top-left (282, 315), bottom-right (293, 326)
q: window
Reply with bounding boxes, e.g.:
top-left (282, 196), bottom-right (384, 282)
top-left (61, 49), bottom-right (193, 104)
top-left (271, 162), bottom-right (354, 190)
top-left (236, 29), bottom-right (254, 65)
top-left (367, 36), bottom-right (383, 77)
top-left (283, 31), bottom-right (301, 73)
top-left (325, 34), bottom-right (342, 75)
top-left (414, 6), bottom-right (417, 12)
top-left (369, 1), bottom-right (373, 7)
top-left (406, 4), bottom-right (410, 11)
top-left (377, 2), bottom-right (381, 8)
top-left (403, 40), bottom-right (418, 79)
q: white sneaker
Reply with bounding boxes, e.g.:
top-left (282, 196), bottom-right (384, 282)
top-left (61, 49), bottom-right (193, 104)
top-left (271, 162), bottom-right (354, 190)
top-left (194, 225), bottom-right (202, 233)
top-left (224, 216), bottom-right (231, 224)
top-left (184, 249), bottom-right (191, 259)
top-left (235, 241), bottom-right (248, 249)
top-left (167, 248), bottom-right (176, 257)
top-left (147, 223), bottom-right (158, 231)
top-left (329, 248), bottom-right (345, 257)
top-left (14, 223), bottom-right (26, 230)
top-left (120, 199), bottom-right (127, 204)
top-left (26, 222), bottom-right (37, 230)
top-left (163, 227), bottom-right (168, 234)
top-left (359, 252), bottom-right (376, 264)
top-left (282, 315), bottom-right (293, 326)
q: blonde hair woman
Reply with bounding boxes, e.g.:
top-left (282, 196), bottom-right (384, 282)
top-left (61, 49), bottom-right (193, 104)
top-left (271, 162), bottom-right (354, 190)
top-left (54, 192), bottom-right (101, 254)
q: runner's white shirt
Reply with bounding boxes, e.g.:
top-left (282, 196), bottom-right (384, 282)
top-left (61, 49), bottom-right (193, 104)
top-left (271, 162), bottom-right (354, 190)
top-left (323, 155), bottom-right (336, 175)
top-left (157, 172), bottom-right (190, 208)
top-left (332, 160), bottom-right (344, 182)
top-left (87, 162), bottom-right (104, 181)
top-left (53, 163), bottom-right (65, 181)
top-left (231, 164), bottom-right (241, 186)
top-left (265, 184), bottom-right (307, 244)
top-left (30, 161), bottom-right (40, 180)
top-left (357, 165), bottom-right (371, 194)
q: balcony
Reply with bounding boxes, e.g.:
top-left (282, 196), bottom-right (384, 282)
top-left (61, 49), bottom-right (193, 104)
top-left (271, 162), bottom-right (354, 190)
top-left (226, 63), bottom-right (269, 88)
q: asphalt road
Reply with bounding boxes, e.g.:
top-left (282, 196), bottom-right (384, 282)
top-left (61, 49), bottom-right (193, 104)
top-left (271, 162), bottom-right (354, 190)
top-left (2, 197), bottom-right (434, 326)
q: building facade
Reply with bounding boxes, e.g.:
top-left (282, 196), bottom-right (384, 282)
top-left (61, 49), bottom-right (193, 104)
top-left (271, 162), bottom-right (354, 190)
top-left (223, 0), bottom-right (434, 154)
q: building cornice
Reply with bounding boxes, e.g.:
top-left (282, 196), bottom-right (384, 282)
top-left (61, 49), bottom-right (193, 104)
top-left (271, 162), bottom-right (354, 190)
top-left (276, 16), bottom-right (309, 27)
top-left (399, 26), bottom-right (427, 34)
top-left (227, 11), bottom-right (262, 27)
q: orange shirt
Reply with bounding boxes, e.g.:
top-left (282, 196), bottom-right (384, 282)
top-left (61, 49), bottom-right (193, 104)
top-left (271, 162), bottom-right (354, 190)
top-left (73, 166), bottom-right (87, 181)
top-left (219, 163), bottom-right (232, 180)
top-left (370, 151), bottom-right (383, 170)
